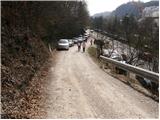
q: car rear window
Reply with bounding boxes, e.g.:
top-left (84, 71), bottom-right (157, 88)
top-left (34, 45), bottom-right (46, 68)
top-left (59, 39), bottom-right (68, 43)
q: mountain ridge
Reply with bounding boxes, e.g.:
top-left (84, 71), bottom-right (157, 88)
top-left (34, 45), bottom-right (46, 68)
top-left (92, 1), bottom-right (159, 18)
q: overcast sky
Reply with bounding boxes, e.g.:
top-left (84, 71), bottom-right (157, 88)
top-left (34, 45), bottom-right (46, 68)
top-left (86, 0), bottom-right (155, 16)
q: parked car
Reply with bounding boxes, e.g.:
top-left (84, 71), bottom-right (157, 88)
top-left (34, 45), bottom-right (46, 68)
top-left (102, 49), bottom-right (125, 62)
top-left (77, 37), bottom-right (83, 43)
top-left (57, 39), bottom-right (69, 50)
top-left (90, 30), bottom-right (94, 32)
top-left (102, 49), bottom-right (114, 57)
top-left (110, 52), bottom-right (123, 61)
top-left (68, 39), bottom-right (74, 47)
top-left (73, 37), bottom-right (78, 44)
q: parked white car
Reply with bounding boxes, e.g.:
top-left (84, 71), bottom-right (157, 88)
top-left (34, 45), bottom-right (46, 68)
top-left (102, 49), bottom-right (116, 57)
top-left (110, 52), bottom-right (123, 61)
top-left (77, 37), bottom-right (83, 42)
top-left (102, 48), bottom-right (125, 62)
top-left (57, 39), bottom-right (69, 50)
top-left (68, 39), bottom-right (74, 47)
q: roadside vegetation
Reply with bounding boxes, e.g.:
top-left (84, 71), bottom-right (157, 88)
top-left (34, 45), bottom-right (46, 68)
top-left (91, 14), bottom-right (159, 73)
top-left (87, 46), bottom-right (97, 59)
top-left (87, 46), bottom-right (103, 67)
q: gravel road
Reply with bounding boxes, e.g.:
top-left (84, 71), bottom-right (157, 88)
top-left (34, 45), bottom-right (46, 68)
top-left (45, 40), bottom-right (158, 119)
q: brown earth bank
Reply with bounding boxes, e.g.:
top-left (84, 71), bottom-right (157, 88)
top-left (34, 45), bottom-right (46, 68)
top-left (1, 21), bottom-right (52, 118)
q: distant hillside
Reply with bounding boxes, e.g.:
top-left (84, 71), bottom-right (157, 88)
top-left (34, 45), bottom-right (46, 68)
top-left (112, 2), bottom-right (144, 18)
top-left (143, 0), bottom-right (159, 7)
top-left (92, 11), bottom-right (111, 18)
top-left (92, 1), bottom-right (159, 19)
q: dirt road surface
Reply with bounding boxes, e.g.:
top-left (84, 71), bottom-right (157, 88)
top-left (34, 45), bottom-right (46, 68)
top-left (45, 40), bottom-right (158, 119)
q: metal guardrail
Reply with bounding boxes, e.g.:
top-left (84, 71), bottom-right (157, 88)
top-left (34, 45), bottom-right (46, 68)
top-left (100, 55), bottom-right (159, 83)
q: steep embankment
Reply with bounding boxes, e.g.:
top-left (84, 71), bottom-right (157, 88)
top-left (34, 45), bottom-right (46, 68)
top-left (1, 20), bottom-right (50, 118)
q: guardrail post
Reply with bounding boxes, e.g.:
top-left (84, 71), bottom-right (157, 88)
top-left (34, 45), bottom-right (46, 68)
top-left (111, 64), bottom-right (116, 74)
top-left (126, 71), bottom-right (129, 77)
top-left (126, 71), bottom-right (130, 83)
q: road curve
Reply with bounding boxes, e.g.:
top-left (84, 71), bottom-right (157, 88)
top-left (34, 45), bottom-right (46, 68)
top-left (45, 40), bottom-right (158, 119)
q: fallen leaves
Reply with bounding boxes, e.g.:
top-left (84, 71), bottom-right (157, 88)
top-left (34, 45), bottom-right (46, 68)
top-left (1, 27), bottom-right (52, 118)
